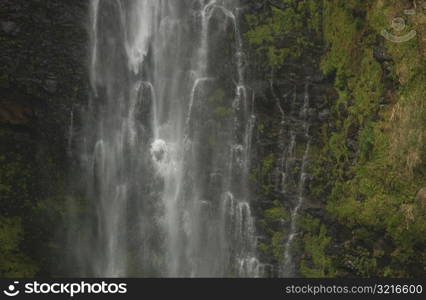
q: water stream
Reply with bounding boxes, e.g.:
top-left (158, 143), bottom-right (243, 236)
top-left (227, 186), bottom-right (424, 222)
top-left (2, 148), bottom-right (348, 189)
top-left (73, 0), bottom-right (261, 278)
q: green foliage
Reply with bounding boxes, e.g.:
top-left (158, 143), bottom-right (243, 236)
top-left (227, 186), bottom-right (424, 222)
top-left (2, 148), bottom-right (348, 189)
top-left (264, 206), bottom-right (289, 222)
top-left (271, 231), bottom-right (286, 262)
top-left (300, 216), bottom-right (336, 278)
top-left (0, 217), bottom-right (37, 277)
top-left (359, 122), bottom-right (375, 162)
top-left (245, 0), bottom-right (322, 67)
top-left (258, 200), bottom-right (290, 263)
top-left (0, 125), bottom-right (69, 276)
top-left (262, 153), bottom-right (276, 176)
top-left (260, 153), bottom-right (276, 195)
top-left (345, 246), bottom-right (378, 277)
top-left (312, 0), bottom-right (426, 277)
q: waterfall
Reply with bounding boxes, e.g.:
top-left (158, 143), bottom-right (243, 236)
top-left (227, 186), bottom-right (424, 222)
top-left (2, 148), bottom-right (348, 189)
top-left (280, 84), bottom-right (311, 277)
top-left (71, 0), bottom-right (261, 278)
top-left (67, 107), bottom-right (74, 157)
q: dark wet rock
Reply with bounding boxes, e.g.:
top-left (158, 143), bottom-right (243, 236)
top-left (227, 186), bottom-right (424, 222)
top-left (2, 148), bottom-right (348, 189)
top-left (0, 102), bottom-right (33, 125)
top-left (0, 88), bottom-right (37, 125)
top-left (318, 109), bottom-right (330, 121)
top-left (308, 108), bottom-right (317, 118)
top-left (373, 45), bottom-right (391, 62)
top-left (379, 97), bottom-right (390, 105)
top-left (311, 72), bottom-right (325, 83)
top-left (0, 0), bottom-right (89, 276)
top-left (44, 78), bottom-right (57, 94)
top-left (1, 21), bottom-right (17, 34)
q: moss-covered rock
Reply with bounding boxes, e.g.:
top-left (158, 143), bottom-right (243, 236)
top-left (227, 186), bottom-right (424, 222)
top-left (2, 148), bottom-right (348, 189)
top-left (245, 0), bottom-right (426, 277)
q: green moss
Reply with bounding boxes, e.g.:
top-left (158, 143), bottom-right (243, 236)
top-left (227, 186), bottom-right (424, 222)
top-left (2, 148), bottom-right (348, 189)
top-left (0, 217), bottom-right (37, 277)
top-left (261, 153), bottom-right (275, 176)
top-left (300, 216), bottom-right (336, 278)
top-left (258, 199), bottom-right (290, 264)
top-left (248, 0), bottom-right (426, 277)
top-left (312, 0), bottom-right (426, 277)
top-left (0, 74), bottom-right (10, 88)
top-left (271, 232), bottom-right (286, 262)
top-left (208, 88), bottom-right (225, 104)
top-left (245, 0), bottom-right (322, 68)
top-left (264, 207), bottom-right (289, 222)
top-left (257, 122), bottom-right (265, 133)
top-left (213, 106), bottom-right (232, 119)
top-left (359, 122), bottom-right (375, 162)
top-left (0, 117), bottom-right (70, 276)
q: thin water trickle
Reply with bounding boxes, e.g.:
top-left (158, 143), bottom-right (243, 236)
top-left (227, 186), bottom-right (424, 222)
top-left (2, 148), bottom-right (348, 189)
top-left (281, 84), bottom-right (312, 277)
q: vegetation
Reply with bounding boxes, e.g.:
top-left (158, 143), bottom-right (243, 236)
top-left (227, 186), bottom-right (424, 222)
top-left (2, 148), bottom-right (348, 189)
top-left (0, 126), bottom-right (68, 277)
top-left (1, 0), bottom-right (425, 278)
top-left (0, 217), bottom-right (37, 277)
top-left (317, 0), bottom-right (426, 277)
top-left (0, 0), bottom-right (86, 277)
top-left (246, 0), bottom-right (426, 277)
top-left (258, 200), bottom-right (290, 264)
top-left (245, 0), bottom-right (322, 67)
top-left (299, 216), bottom-right (336, 277)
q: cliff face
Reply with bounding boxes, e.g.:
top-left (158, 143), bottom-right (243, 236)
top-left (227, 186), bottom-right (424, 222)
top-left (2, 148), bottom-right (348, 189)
top-left (244, 0), bottom-right (426, 277)
top-left (0, 0), bottom-right (88, 276)
top-left (313, 0), bottom-right (426, 277)
top-left (0, 0), bottom-right (425, 278)
top-left (242, 0), bottom-right (332, 277)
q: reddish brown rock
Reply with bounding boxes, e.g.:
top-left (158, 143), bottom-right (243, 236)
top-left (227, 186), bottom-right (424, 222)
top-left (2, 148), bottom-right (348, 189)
top-left (0, 88), bottom-right (35, 125)
top-left (0, 102), bottom-right (33, 125)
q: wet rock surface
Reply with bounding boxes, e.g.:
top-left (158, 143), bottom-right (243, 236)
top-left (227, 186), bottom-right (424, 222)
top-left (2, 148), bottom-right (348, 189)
top-left (0, 0), bottom-right (88, 276)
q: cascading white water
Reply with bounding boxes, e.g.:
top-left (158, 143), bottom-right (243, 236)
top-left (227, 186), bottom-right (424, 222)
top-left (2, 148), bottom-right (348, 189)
top-left (280, 84), bottom-right (311, 277)
top-left (72, 0), bottom-right (261, 278)
top-left (67, 107), bottom-right (74, 156)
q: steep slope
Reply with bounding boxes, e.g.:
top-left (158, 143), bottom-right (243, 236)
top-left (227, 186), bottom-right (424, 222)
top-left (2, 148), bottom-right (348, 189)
top-left (244, 0), bottom-right (426, 277)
